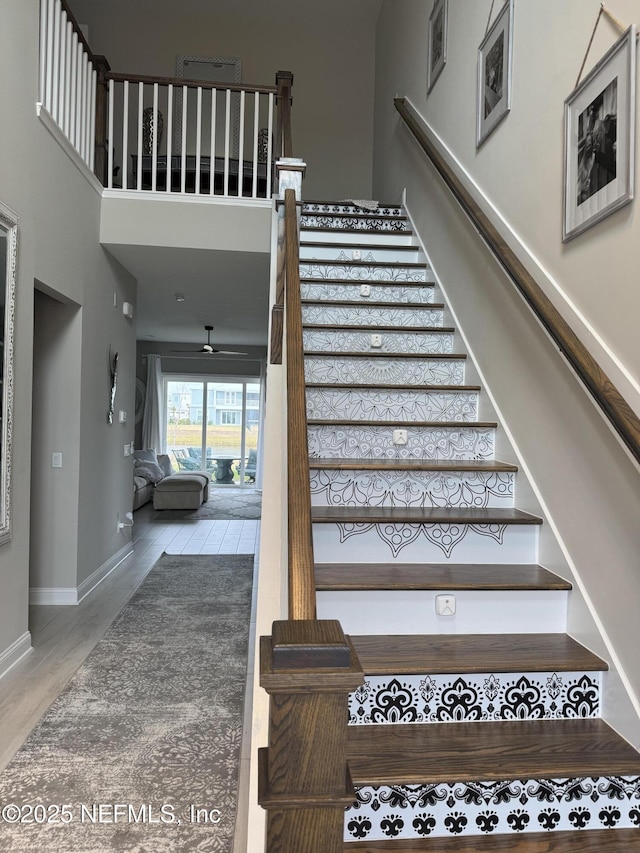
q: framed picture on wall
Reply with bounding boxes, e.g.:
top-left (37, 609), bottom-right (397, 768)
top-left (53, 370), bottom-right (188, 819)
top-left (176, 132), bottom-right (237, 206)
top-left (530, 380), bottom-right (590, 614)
top-left (563, 25), bottom-right (636, 242)
top-left (427, 0), bottom-right (448, 93)
top-left (476, 0), bottom-right (513, 147)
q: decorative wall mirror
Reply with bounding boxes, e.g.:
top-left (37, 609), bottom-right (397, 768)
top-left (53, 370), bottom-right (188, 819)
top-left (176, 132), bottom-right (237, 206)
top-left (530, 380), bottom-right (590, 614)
top-left (174, 54), bottom-right (242, 157)
top-left (0, 201), bottom-right (17, 545)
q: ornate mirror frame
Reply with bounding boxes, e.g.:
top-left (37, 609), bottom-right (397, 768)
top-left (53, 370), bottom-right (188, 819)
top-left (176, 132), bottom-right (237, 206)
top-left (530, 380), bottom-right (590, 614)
top-left (0, 201), bottom-right (17, 545)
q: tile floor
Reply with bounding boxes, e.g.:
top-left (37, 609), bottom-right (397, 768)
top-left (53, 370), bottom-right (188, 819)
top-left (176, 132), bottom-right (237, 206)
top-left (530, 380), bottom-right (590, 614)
top-left (0, 498), bottom-right (260, 853)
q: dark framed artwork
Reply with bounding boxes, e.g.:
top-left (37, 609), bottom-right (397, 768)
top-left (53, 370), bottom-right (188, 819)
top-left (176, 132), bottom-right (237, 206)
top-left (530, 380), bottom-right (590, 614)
top-left (476, 0), bottom-right (513, 147)
top-left (563, 25), bottom-right (636, 242)
top-left (427, 0), bottom-right (448, 93)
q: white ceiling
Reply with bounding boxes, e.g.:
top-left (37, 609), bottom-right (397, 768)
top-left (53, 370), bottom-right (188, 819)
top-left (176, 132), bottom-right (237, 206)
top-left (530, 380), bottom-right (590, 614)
top-left (104, 243), bottom-right (271, 347)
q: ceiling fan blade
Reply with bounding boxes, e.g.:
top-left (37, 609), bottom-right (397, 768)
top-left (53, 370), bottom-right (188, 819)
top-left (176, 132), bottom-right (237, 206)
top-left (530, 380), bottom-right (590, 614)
top-left (211, 348), bottom-right (248, 356)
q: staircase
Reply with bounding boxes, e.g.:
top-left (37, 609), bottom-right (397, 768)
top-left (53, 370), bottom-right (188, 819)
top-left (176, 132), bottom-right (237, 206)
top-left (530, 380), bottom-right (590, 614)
top-left (297, 201), bottom-right (640, 849)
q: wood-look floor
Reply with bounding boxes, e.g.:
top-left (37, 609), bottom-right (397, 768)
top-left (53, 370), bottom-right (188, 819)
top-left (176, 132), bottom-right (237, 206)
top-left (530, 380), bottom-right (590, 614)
top-left (347, 719), bottom-right (640, 785)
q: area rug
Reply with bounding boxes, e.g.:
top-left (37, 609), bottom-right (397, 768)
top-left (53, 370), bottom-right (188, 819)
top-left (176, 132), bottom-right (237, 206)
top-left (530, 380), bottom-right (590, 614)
top-left (0, 553), bottom-right (253, 853)
top-left (152, 488), bottom-right (262, 521)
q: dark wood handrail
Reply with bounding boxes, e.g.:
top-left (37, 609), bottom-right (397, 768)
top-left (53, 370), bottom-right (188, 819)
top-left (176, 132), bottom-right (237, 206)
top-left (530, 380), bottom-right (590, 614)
top-left (284, 188), bottom-right (316, 620)
top-left (395, 96), bottom-right (640, 468)
top-left (106, 71), bottom-right (277, 95)
top-left (60, 0), bottom-right (97, 64)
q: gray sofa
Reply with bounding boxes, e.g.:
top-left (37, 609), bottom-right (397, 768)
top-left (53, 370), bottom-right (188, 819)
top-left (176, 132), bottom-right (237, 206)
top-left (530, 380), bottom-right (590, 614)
top-left (133, 450), bottom-right (172, 510)
top-left (133, 449), bottom-right (210, 511)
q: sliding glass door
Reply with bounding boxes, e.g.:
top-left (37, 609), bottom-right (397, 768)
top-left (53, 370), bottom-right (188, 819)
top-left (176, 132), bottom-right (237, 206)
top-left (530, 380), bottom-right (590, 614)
top-left (163, 376), bottom-right (261, 487)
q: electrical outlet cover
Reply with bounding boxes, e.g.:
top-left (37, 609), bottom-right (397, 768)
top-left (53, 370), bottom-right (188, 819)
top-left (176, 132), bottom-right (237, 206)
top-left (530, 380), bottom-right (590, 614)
top-left (392, 429), bottom-right (408, 445)
top-left (360, 284), bottom-right (371, 297)
top-left (371, 334), bottom-right (382, 348)
top-left (436, 594), bottom-right (456, 616)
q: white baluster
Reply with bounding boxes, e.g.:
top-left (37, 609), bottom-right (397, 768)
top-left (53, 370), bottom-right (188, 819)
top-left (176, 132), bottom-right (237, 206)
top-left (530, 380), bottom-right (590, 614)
top-left (151, 82), bottom-right (159, 191)
top-left (57, 8), bottom-right (67, 125)
top-left (108, 79), bottom-right (114, 188)
top-left (39, 0), bottom-right (49, 104)
top-left (63, 21), bottom-right (73, 137)
top-left (136, 82), bottom-right (144, 190)
top-left (180, 85), bottom-right (187, 194)
top-left (195, 86), bottom-right (202, 195)
top-left (166, 84), bottom-right (173, 193)
top-left (237, 90), bottom-right (245, 198)
top-left (252, 92), bottom-right (259, 199)
top-left (266, 92), bottom-right (274, 198)
top-left (69, 33), bottom-right (78, 148)
top-left (224, 89), bottom-right (231, 196)
top-left (122, 80), bottom-right (129, 190)
top-left (45, 0), bottom-right (55, 111)
top-left (89, 66), bottom-right (96, 170)
top-left (209, 88), bottom-right (217, 196)
top-left (51, 0), bottom-right (62, 123)
top-left (81, 52), bottom-right (90, 162)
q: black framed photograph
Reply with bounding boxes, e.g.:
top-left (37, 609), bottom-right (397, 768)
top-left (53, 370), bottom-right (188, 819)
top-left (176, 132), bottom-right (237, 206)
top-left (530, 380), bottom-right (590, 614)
top-left (476, 0), bottom-right (513, 147)
top-left (563, 25), bottom-right (636, 242)
top-left (427, 0), bottom-right (448, 93)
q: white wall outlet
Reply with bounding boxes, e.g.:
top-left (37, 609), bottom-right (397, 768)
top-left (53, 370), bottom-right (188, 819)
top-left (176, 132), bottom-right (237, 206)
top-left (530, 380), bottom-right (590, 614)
top-left (436, 594), bottom-right (456, 616)
top-left (392, 429), bottom-right (408, 445)
top-left (370, 333), bottom-right (382, 348)
top-left (51, 452), bottom-right (63, 468)
top-left (360, 284), bottom-right (371, 297)
top-left (352, 249), bottom-right (361, 260)
top-left (118, 410), bottom-right (127, 424)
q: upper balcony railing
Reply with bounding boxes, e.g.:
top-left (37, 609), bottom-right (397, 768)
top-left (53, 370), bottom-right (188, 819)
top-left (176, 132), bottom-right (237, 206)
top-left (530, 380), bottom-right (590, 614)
top-left (38, 0), bottom-right (293, 201)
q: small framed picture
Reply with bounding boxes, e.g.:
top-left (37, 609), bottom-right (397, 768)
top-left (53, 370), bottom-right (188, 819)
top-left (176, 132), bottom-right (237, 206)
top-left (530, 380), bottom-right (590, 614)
top-left (427, 0), bottom-right (448, 93)
top-left (563, 25), bottom-right (636, 242)
top-left (476, 0), bottom-right (513, 147)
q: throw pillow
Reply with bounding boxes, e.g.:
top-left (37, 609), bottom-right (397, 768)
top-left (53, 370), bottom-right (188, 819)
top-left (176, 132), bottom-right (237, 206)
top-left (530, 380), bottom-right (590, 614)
top-left (133, 458), bottom-right (165, 484)
top-left (157, 454), bottom-right (173, 477)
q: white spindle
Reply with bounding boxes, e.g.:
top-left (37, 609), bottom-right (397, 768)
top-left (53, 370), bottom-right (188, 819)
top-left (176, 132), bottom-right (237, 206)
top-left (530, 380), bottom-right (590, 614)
top-left (166, 85), bottom-right (173, 193)
top-left (69, 33), bottom-right (78, 146)
top-left (252, 92), bottom-right (259, 199)
top-left (136, 82), bottom-right (143, 191)
top-left (209, 88), bottom-right (217, 196)
top-left (81, 53), bottom-right (90, 162)
top-left (63, 21), bottom-right (73, 136)
top-left (51, 0), bottom-right (61, 123)
top-left (75, 42), bottom-right (83, 151)
top-left (89, 66), bottom-right (96, 170)
top-left (108, 79), bottom-right (114, 188)
top-left (45, 0), bottom-right (55, 110)
top-left (266, 92), bottom-right (274, 198)
top-left (180, 86), bottom-right (187, 194)
top-left (237, 90), bottom-right (245, 198)
top-left (223, 89), bottom-right (231, 196)
top-left (195, 86), bottom-right (202, 195)
top-left (151, 83), bottom-right (159, 191)
top-left (122, 80), bottom-right (130, 190)
top-left (39, 0), bottom-right (49, 103)
top-left (57, 8), bottom-right (67, 125)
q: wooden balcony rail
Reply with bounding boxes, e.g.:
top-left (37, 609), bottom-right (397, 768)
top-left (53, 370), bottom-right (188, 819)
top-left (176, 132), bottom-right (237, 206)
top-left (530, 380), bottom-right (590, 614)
top-left (395, 96), bottom-right (640, 469)
top-left (39, 0), bottom-right (99, 173)
top-left (105, 72), bottom-right (283, 199)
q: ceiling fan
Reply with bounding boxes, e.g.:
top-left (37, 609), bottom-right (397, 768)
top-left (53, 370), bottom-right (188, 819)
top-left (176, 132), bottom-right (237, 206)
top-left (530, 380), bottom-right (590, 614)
top-left (170, 325), bottom-right (247, 356)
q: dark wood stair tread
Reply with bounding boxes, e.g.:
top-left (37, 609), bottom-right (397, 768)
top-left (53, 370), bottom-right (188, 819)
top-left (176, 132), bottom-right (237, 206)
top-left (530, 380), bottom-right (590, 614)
top-left (301, 279), bottom-right (434, 288)
top-left (304, 323), bottom-right (454, 333)
top-left (309, 459), bottom-right (516, 472)
top-left (349, 633), bottom-right (603, 674)
top-left (345, 829), bottom-right (640, 851)
top-left (302, 225), bottom-right (414, 235)
top-left (304, 351), bottom-right (466, 360)
top-left (305, 383), bottom-right (480, 391)
top-left (301, 240), bottom-right (419, 251)
top-left (308, 419), bottom-right (498, 428)
top-left (302, 298), bottom-right (443, 309)
top-left (312, 506), bottom-right (542, 524)
top-left (315, 563), bottom-right (568, 592)
top-left (347, 719), bottom-right (640, 785)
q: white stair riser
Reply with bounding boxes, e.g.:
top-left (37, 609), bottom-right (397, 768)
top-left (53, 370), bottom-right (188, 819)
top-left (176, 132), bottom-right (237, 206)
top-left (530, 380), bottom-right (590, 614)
top-left (307, 424), bottom-right (496, 461)
top-left (300, 245), bottom-right (425, 264)
top-left (303, 328), bottom-right (454, 354)
top-left (349, 670), bottom-right (602, 725)
top-left (302, 204), bottom-right (404, 217)
top-left (299, 261), bottom-right (431, 282)
top-left (345, 776), bottom-right (640, 842)
top-left (312, 522), bottom-right (538, 563)
top-left (302, 303), bottom-right (444, 327)
top-left (306, 388), bottom-right (479, 422)
top-left (300, 281), bottom-right (435, 304)
top-left (310, 469), bottom-right (514, 509)
top-left (317, 590), bottom-right (566, 635)
top-left (301, 229), bottom-right (416, 247)
top-left (304, 356), bottom-right (465, 387)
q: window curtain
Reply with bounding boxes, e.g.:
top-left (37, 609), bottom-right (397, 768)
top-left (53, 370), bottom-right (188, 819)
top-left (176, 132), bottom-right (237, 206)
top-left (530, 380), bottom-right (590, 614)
top-left (141, 354), bottom-right (163, 452)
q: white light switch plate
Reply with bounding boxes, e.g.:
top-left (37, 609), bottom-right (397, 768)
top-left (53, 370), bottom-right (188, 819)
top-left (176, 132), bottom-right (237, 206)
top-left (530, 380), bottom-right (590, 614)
top-left (51, 452), bottom-right (62, 468)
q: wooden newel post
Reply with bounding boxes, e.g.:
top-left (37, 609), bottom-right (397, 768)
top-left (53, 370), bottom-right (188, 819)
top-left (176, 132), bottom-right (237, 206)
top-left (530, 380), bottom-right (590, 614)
top-left (275, 70), bottom-right (294, 159)
top-left (259, 620), bottom-right (364, 853)
top-left (93, 55), bottom-right (111, 185)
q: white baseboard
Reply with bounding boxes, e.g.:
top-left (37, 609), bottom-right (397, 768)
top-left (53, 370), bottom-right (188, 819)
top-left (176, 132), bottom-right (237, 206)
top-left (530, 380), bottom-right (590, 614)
top-left (29, 543), bottom-right (134, 606)
top-left (0, 632), bottom-right (32, 681)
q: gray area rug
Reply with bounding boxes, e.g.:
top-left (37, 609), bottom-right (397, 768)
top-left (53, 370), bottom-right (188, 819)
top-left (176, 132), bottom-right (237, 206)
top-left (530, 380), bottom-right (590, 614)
top-left (152, 489), bottom-right (262, 521)
top-left (0, 553), bottom-right (253, 852)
